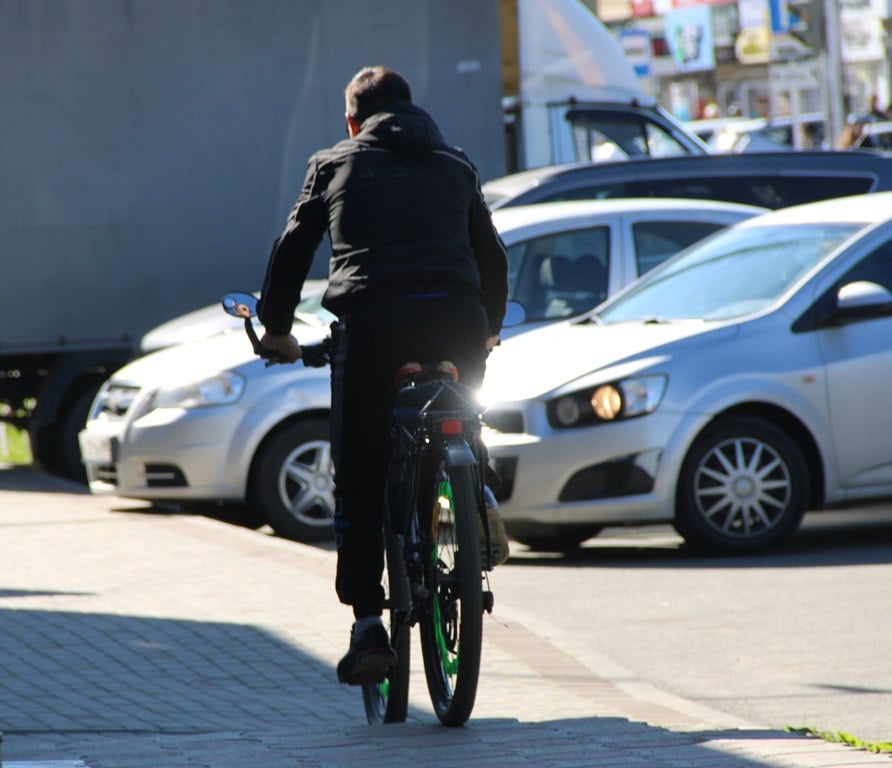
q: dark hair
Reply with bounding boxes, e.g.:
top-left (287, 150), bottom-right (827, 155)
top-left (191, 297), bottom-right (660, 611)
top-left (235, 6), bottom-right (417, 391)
top-left (344, 66), bottom-right (412, 124)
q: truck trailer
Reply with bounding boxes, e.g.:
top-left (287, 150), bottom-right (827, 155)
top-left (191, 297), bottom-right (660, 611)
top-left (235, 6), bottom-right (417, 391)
top-left (1, 0), bottom-right (505, 480)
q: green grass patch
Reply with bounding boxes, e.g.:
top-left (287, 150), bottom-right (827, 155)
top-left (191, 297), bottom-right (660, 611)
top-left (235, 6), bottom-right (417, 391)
top-left (0, 424), bottom-right (32, 464)
top-left (785, 725), bottom-right (892, 753)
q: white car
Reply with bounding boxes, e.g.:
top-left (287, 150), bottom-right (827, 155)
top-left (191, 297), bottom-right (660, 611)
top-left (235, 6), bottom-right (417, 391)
top-left (78, 199), bottom-right (763, 542)
top-left (684, 116), bottom-right (766, 148)
top-left (708, 113), bottom-right (827, 154)
top-left (479, 191), bottom-right (892, 554)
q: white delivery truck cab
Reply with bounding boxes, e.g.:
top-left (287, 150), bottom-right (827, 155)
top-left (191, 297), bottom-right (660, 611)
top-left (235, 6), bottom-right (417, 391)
top-left (506, 0), bottom-right (707, 171)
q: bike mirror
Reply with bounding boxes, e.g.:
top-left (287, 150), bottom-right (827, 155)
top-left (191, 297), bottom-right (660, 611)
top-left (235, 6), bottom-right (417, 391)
top-left (503, 300), bottom-right (526, 328)
top-left (221, 292), bottom-right (258, 319)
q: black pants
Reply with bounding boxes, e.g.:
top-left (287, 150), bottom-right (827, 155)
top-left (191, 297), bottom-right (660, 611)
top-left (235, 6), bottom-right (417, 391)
top-left (329, 293), bottom-right (489, 618)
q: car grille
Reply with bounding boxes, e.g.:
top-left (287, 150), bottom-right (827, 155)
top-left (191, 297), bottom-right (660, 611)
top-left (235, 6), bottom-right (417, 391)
top-left (145, 464), bottom-right (187, 488)
top-left (482, 408), bottom-right (524, 434)
top-left (489, 456), bottom-right (517, 502)
top-left (559, 455), bottom-right (655, 502)
top-left (95, 383), bottom-right (141, 418)
top-left (90, 464), bottom-right (119, 486)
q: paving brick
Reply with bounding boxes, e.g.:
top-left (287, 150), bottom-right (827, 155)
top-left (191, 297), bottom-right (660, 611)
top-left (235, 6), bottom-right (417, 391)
top-left (1, 467), bottom-right (890, 767)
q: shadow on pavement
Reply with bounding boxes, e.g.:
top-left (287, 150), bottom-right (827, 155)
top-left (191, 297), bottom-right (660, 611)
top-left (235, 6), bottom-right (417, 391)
top-left (150, 500), bottom-right (269, 532)
top-left (0, 463), bottom-right (89, 494)
top-left (0, 607), bottom-right (369, 736)
top-left (507, 509), bottom-right (892, 569)
top-left (0, 605), bottom-right (822, 766)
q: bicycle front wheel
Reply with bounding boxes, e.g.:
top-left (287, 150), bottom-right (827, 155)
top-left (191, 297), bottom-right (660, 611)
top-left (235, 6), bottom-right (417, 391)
top-left (418, 462), bottom-right (483, 726)
top-left (362, 527), bottom-right (410, 724)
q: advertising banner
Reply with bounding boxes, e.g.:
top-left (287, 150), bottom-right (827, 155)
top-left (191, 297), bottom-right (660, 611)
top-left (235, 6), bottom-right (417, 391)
top-left (665, 4), bottom-right (716, 71)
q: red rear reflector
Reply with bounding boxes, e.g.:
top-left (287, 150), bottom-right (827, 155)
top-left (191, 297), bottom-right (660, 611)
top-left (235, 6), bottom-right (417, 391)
top-left (440, 419), bottom-right (463, 435)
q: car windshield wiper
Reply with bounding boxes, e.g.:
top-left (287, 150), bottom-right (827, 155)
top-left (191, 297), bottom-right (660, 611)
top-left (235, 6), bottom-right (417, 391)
top-left (641, 316), bottom-right (705, 324)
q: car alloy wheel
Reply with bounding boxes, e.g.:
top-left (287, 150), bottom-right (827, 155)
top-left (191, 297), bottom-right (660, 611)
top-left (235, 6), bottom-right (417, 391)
top-left (675, 416), bottom-right (808, 554)
top-left (248, 418), bottom-right (335, 542)
top-left (277, 438), bottom-right (335, 527)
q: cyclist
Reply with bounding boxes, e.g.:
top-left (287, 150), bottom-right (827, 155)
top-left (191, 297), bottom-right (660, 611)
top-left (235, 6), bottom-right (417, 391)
top-left (256, 66), bottom-right (509, 685)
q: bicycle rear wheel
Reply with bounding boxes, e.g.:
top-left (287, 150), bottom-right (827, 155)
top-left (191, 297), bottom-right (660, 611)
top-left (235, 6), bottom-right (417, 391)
top-left (418, 462), bottom-right (483, 726)
top-left (362, 527), bottom-right (410, 724)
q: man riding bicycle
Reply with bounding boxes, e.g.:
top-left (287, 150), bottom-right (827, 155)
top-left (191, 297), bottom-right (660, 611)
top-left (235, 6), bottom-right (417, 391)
top-left (256, 66), bottom-right (509, 685)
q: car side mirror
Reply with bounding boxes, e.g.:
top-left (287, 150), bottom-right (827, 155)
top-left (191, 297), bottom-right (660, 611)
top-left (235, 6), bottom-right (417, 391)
top-left (222, 292), bottom-right (258, 319)
top-left (836, 280), bottom-right (892, 314)
top-left (503, 301), bottom-right (526, 328)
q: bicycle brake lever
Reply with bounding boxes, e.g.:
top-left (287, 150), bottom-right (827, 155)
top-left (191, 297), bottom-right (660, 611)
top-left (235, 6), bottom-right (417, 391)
top-left (244, 317), bottom-right (276, 360)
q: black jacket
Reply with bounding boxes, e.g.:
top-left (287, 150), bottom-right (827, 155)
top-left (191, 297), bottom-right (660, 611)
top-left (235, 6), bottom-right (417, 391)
top-left (258, 102), bottom-right (509, 336)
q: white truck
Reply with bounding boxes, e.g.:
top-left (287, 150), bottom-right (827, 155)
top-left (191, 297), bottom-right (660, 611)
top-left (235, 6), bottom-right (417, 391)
top-left (502, 0), bottom-right (707, 172)
top-left (0, 1), bottom-right (505, 481)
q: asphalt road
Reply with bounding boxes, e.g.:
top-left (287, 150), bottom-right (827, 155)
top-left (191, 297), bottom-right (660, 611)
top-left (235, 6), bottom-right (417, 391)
top-left (499, 508), bottom-right (892, 745)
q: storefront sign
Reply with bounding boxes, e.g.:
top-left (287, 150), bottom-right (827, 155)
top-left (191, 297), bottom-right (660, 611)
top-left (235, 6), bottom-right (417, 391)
top-left (738, 0), bottom-right (770, 29)
top-left (735, 26), bottom-right (772, 62)
top-left (619, 28), bottom-right (654, 77)
top-left (840, 0), bottom-right (886, 61)
top-left (770, 57), bottom-right (821, 88)
top-left (713, 3), bottom-right (741, 62)
top-left (770, 31), bottom-right (815, 58)
top-left (768, 0), bottom-right (790, 32)
top-left (665, 4), bottom-right (716, 70)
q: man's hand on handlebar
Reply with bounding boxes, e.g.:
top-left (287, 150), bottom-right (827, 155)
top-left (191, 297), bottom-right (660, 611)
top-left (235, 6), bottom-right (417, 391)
top-left (486, 335), bottom-right (500, 352)
top-left (260, 333), bottom-right (302, 365)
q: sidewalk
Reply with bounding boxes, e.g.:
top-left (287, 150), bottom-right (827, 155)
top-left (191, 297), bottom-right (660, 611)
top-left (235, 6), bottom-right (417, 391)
top-left (1, 465), bottom-right (889, 768)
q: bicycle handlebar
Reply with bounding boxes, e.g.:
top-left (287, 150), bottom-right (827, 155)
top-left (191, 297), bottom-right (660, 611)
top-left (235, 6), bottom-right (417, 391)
top-left (299, 339), bottom-right (332, 368)
top-left (241, 316), bottom-right (332, 368)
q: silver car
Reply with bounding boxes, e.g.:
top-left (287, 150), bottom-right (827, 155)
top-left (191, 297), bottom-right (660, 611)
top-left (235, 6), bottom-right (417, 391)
top-left (479, 191), bottom-right (892, 554)
top-left (78, 199), bottom-right (762, 542)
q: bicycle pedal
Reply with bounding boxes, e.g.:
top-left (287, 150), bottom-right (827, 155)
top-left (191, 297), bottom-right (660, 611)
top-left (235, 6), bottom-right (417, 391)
top-left (482, 590), bottom-right (494, 613)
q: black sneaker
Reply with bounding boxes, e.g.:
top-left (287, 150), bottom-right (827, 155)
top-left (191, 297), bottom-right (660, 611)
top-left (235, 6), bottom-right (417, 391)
top-left (336, 622), bottom-right (398, 685)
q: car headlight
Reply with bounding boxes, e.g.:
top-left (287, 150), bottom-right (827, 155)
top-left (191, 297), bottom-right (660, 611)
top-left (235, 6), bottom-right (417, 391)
top-left (151, 371), bottom-right (246, 410)
top-left (547, 374), bottom-right (667, 429)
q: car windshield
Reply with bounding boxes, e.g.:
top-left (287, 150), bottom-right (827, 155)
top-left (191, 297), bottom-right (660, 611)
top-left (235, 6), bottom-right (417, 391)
top-left (597, 222), bottom-right (862, 323)
top-left (294, 293), bottom-right (335, 328)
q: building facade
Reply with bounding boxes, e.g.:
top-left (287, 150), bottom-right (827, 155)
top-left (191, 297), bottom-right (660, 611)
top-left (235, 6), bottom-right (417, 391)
top-left (597, 0), bottom-right (891, 124)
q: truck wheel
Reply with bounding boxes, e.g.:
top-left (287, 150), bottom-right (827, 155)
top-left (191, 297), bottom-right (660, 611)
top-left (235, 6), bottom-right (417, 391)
top-left (248, 418), bottom-right (335, 543)
top-left (674, 416), bottom-right (808, 555)
top-left (31, 386), bottom-right (97, 484)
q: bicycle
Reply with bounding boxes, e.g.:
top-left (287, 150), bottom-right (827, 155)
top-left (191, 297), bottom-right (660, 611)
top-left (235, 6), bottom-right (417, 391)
top-left (362, 358), bottom-right (497, 727)
top-left (222, 292), bottom-right (497, 727)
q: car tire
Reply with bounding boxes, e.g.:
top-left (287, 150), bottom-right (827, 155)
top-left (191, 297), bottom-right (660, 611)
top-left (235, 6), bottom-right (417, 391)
top-left (509, 523), bottom-right (602, 552)
top-left (248, 418), bottom-right (335, 543)
top-left (674, 416), bottom-right (808, 555)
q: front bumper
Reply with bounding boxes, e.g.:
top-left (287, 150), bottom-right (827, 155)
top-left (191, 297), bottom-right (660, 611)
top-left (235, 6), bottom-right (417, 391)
top-left (80, 404), bottom-right (248, 502)
top-left (483, 407), bottom-right (684, 528)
